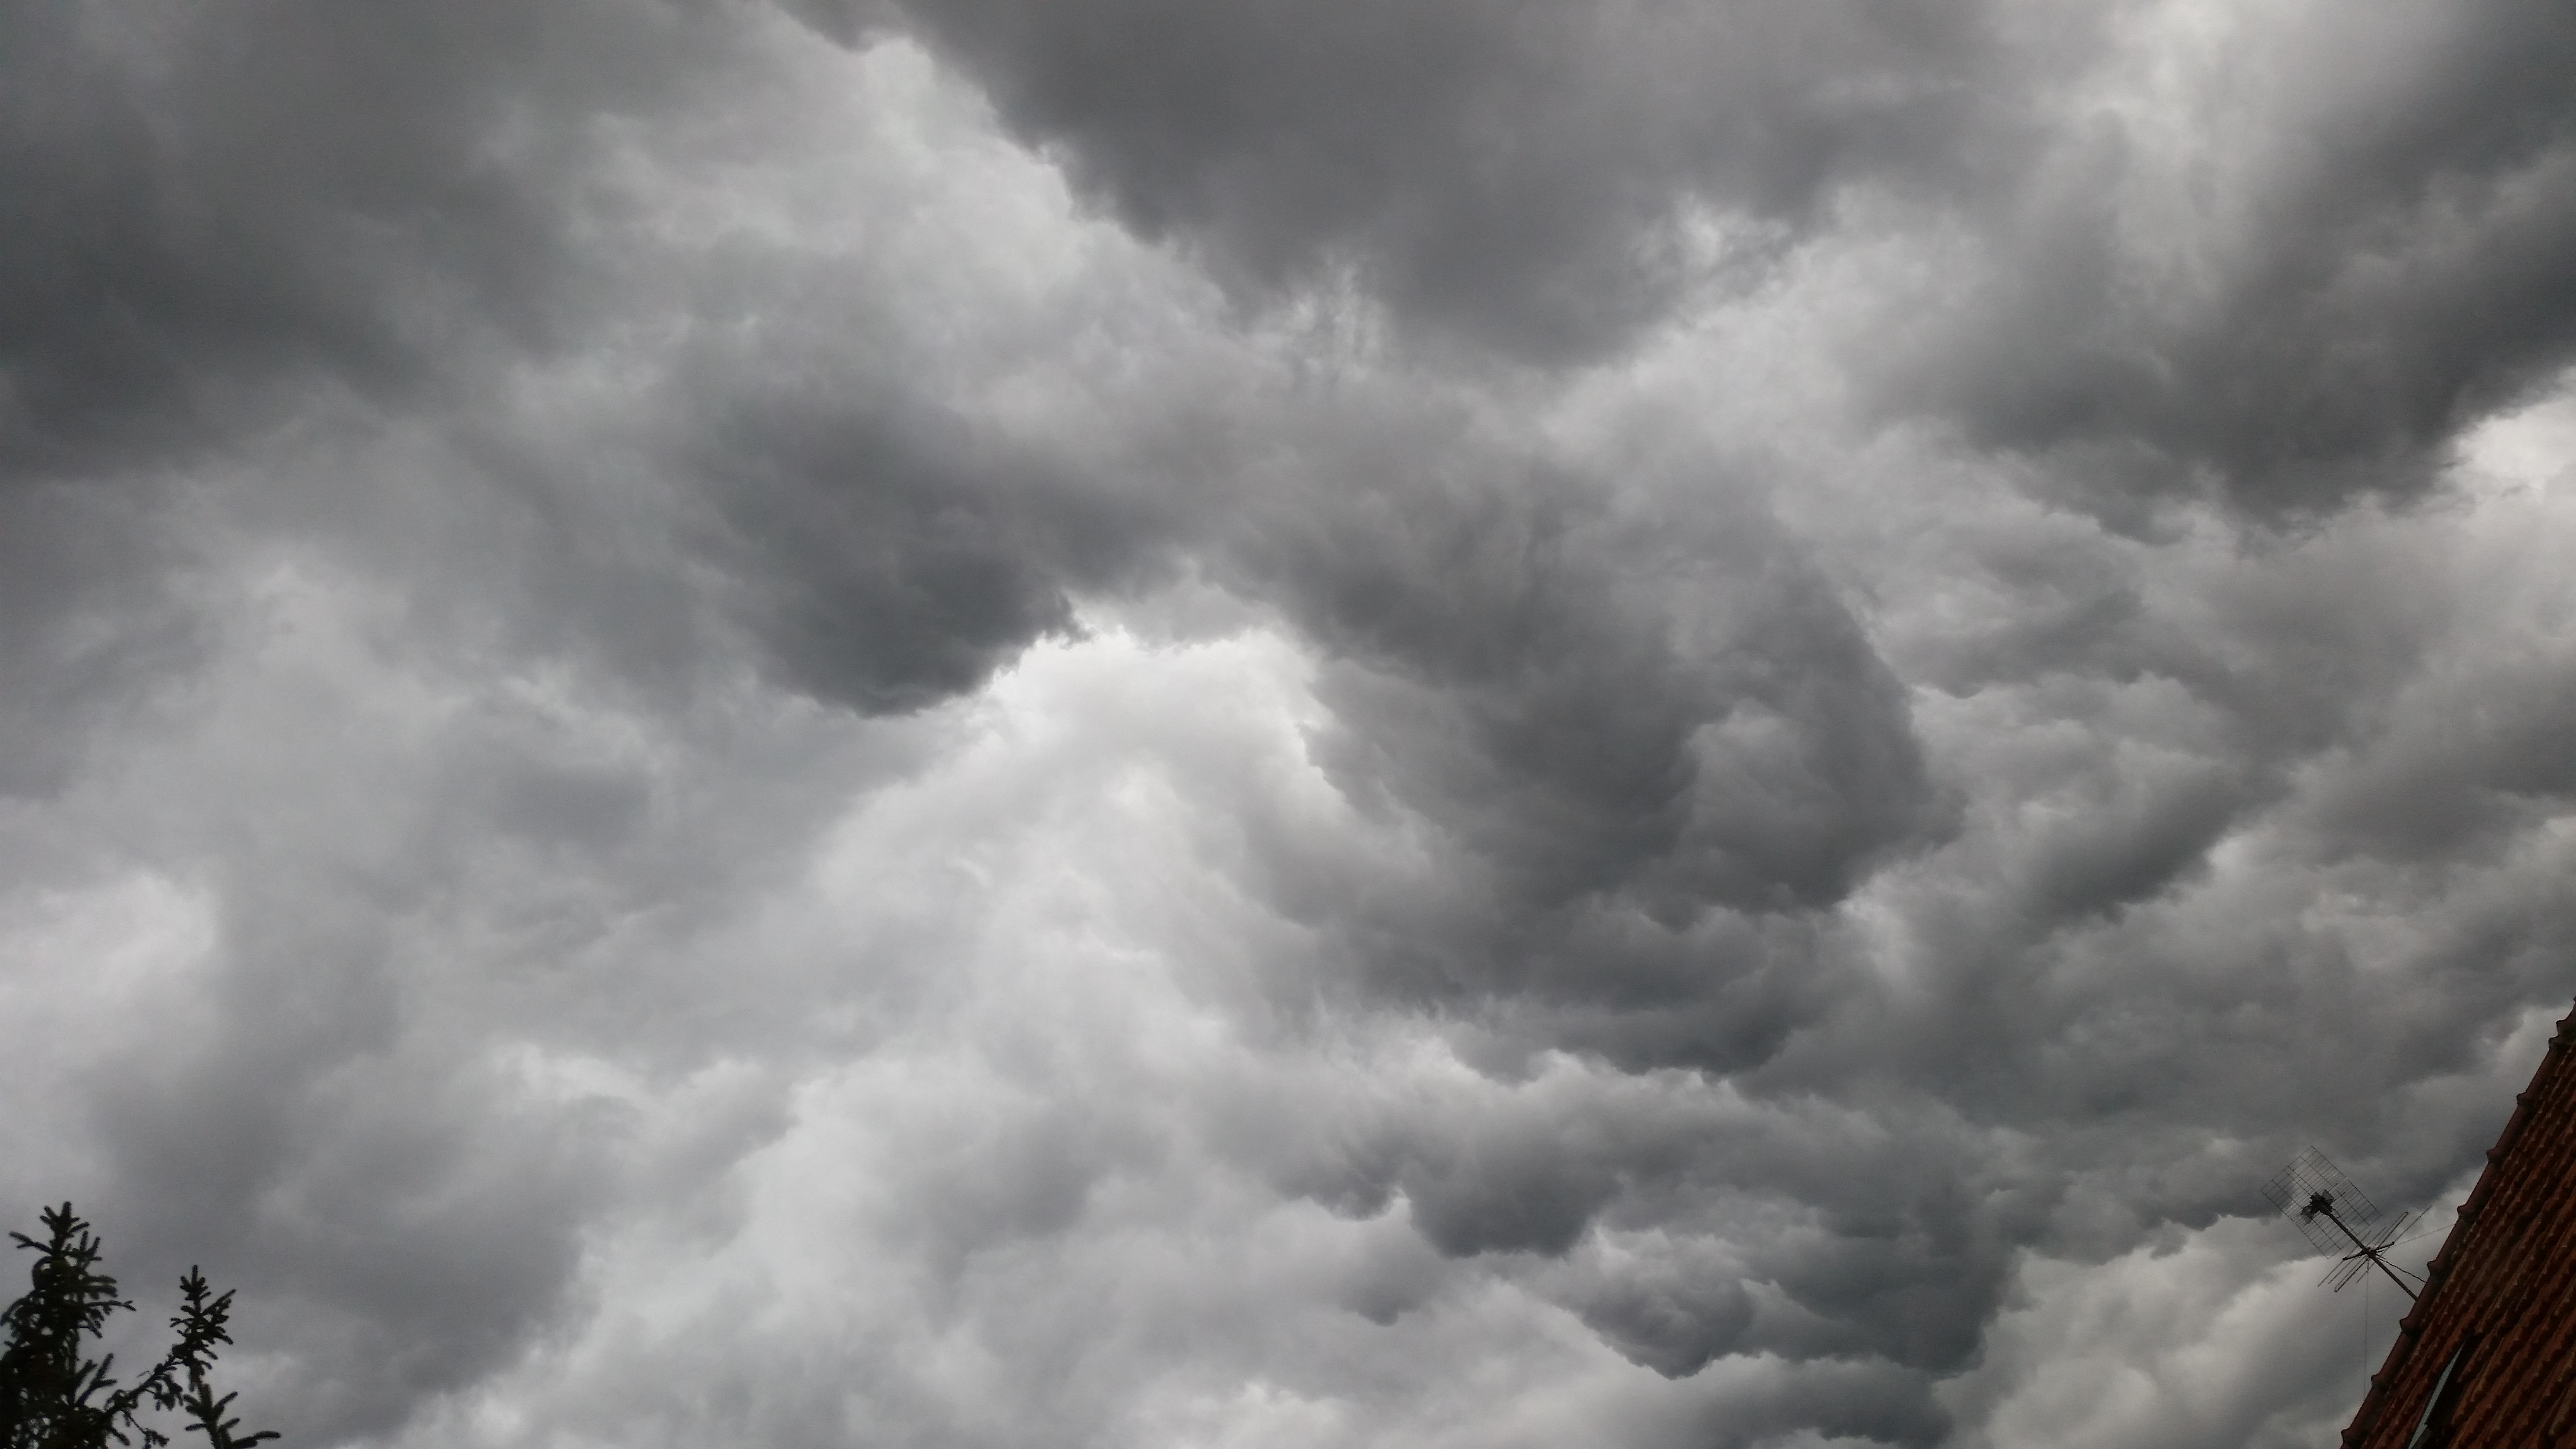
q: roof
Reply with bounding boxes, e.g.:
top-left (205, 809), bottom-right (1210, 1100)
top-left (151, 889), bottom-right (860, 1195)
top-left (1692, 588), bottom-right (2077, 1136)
top-left (2341, 1002), bottom-right (2576, 1448)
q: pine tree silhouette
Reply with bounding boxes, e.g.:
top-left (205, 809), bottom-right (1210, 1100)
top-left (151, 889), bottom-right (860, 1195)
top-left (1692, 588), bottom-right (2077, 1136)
top-left (0, 1205), bottom-right (276, 1449)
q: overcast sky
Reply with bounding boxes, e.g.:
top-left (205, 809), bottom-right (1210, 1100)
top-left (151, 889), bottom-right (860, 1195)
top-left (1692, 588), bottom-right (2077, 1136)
top-left (4, 2), bottom-right (2576, 1446)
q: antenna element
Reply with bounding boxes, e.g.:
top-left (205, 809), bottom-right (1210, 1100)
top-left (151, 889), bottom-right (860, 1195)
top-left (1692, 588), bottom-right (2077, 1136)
top-left (2262, 1147), bottom-right (2422, 1300)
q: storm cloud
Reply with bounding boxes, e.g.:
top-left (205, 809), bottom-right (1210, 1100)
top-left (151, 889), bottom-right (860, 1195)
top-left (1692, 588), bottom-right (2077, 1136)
top-left (2, 1), bottom-right (2574, 1447)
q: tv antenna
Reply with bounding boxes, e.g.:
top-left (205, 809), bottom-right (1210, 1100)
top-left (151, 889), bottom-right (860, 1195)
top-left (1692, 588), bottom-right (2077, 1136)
top-left (2262, 1148), bottom-right (2423, 1300)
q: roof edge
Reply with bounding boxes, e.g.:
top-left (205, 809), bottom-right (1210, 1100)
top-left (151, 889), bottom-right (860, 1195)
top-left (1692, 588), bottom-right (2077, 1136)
top-left (2336, 1001), bottom-right (2576, 1449)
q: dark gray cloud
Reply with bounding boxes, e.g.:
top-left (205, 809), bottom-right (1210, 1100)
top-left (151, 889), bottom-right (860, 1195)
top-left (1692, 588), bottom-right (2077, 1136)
top-left (1213, 444), bottom-right (1942, 1076)
top-left (1886, 0), bottom-right (2576, 515)
top-left (675, 369), bottom-right (1176, 714)
top-left (837, 0), bottom-right (2576, 517)
top-left (0, 0), bottom-right (750, 821)
top-left (3, 2), bottom-right (2576, 1448)
top-left (0, 0), bottom-right (727, 484)
top-left (0, 483), bottom-right (206, 797)
top-left (835, 0), bottom-right (2014, 359)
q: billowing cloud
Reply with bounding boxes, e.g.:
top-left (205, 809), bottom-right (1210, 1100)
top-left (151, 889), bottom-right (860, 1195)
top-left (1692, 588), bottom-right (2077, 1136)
top-left (2, 2), bottom-right (2574, 1448)
top-left (1885, 0), bottom-right (2576, 515)
top-left (830, 0), bottom-right (2011, 359)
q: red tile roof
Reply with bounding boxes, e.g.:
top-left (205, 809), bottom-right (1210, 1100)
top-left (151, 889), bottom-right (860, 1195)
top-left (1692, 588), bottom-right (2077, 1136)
top-left (2342, 1002), bottom-right (2576, 1448)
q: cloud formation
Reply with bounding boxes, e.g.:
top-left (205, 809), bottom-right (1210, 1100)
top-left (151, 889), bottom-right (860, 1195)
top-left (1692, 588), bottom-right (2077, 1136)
top-left (845, 0), bottom-right (2009, 358)
top-left (1, 1), bottom-right (2574, 1447)
top-left (1897, 0), bottom-right (2576, 515)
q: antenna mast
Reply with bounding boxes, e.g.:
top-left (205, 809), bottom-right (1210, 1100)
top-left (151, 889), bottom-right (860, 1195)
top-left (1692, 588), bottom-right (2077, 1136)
top-left (2263, 1148), bottom-right (2423, 1299)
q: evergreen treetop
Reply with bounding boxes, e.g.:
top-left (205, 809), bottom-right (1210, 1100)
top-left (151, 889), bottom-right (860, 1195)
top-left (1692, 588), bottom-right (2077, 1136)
top-left (0, 1205), bottom-right (275, 1449)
